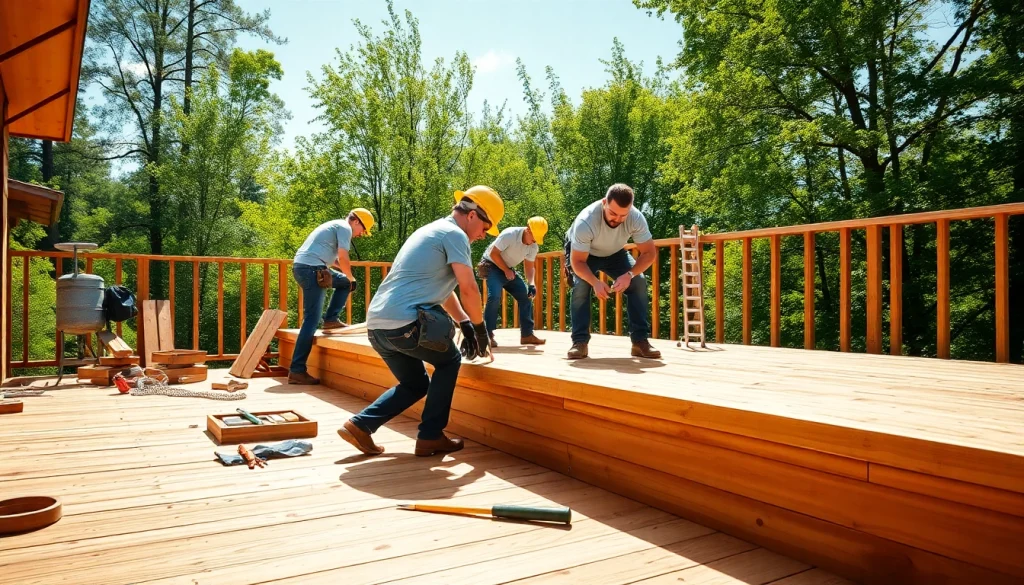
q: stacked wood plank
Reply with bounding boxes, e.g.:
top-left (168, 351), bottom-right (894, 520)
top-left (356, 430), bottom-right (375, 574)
top-left (152, 350), bottom-right (208, 384)
top-left (141, 300), bottom-right (173, 367)
top-left (276, 328), bottom-right (1024, 585)
top-left (229, 309), bottom-right (288, 379)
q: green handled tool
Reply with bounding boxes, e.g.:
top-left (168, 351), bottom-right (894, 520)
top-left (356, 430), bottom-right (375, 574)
top-left (397, 502), bottom-right (571, 524)
top-left (236, 408), bottom-right (263, 425)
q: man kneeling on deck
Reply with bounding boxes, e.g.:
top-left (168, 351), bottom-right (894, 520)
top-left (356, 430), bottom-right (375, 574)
top-left (565, 183), bottom-right (661, 360)
top-left (337, 186), bottom-right (502, 457)
top-left (478, 216), bottom-right (548, 347)
top-left (289, 208), bottom-right (375, 385)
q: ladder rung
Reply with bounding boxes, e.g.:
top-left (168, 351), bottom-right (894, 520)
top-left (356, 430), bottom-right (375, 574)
top-left (683, 271), bottom-right (700, 276)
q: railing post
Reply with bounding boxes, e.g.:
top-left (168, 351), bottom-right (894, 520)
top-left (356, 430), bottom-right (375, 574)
top-left (115, 258), bottom-right (123, 338)
top-left (546, 257), bottom-right (553, 332)
top-left (6, 254), bottom-right (13, 372)
top-left (599, 271), bottom-right (607, 335)
top-left (866, 226), bottom-right (883, 354)
top-left (22, 257), bottom-right (29, 365)
top-left (651, 247), bottom-right (660, 339)
top-left (240, 262), bottom-right (248, 347)
top-left (890, 225), bottom-right (903, 356)
top-left (742, 237), bottom-right (752, 345)
top-left (670, 246), bottom-right (679, 341)
top-left (137, 258), bottom-right (150, 362)
top-left (770, 235), bottom-right (781, 347)
top-left (192, 261), bottom-right (200, 350)
top-left (558, 256), bottom-right (566, 332)
top-left (365, 265), bottom-right (372, 323)
top-left (714, 241), bottom-right (723, 344)
top-left (217, 261), bottom-right (224, 358)
top-left (840, 228), bottom-right (851, 352)
top-left (278, 262), bottom-right (288, 327)
top-left (263, 261), bottom-right (270, 310)
top-left (168, 260), bottom-right (175, 342)
top-left (502, 289), bottom-right (508, 329)
top-left (804, 232), bottom-right (815, 350)
top-left (995, 214), bottom-right (1009, 363)
top-left (936, 219), bottom-right (950, 359)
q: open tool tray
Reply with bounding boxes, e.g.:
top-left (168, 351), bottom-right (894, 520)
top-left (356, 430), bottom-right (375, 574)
top-left (206, 410), bottom-right (317, 444)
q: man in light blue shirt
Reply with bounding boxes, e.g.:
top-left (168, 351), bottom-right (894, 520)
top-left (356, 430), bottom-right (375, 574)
top-left (338, 186), bottom-right (503, 458)
top-left (565, 184), bottom-right (662, 360)
top-left (478, 216), bottom-right (548, 347)
top-left (288, 208), bottom-right (374, 385)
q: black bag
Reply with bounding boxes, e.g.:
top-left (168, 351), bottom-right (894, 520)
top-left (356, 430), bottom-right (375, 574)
top-left (415, 305), bottom-right (455, 352)
top-left (103, 285), bottom-right (138, 325)
top-left (562, 237), bottom-right (577, 285)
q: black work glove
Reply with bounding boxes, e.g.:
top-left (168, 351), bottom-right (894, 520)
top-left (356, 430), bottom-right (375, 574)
top-left (473, 322), bottom-right (491, 360)
top-left (459, 320), bottom-right (478, 358)
top-left (527, 285), bottom-right (537, 299)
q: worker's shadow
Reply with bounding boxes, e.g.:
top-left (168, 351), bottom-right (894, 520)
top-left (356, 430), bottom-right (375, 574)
top-left (334, 451), bottom-right (488, 502)
top-left (567, 358), bottom-right (667, 374)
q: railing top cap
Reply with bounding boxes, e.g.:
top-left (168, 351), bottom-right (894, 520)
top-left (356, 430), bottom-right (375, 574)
top-left (54, 242), bottom-right (98, 252)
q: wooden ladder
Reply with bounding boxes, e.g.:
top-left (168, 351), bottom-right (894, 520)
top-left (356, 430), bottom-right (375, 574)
top-left (678, 225), bottom-right (707, 348)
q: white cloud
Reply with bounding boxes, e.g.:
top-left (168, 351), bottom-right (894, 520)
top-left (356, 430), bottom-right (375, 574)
top-left (123, 62), bottom-right (149, 76)
top-left (472, 50), bottom-right (516, 74)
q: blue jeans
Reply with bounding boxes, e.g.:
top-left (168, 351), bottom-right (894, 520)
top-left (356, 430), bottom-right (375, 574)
top-left (290, 263), bottom-right (351, 374)
top-left (570, 249), bottom-right (650, 344)
top-left (350, 322), bottom-right (462, 440)
top-left (483, 266), bottom-right (534, 336)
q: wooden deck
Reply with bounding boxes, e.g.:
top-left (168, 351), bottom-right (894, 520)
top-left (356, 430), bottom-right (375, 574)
top-left (278, 328), bottom-right (1024, 585)
top-left (0, 370), bottom-right (847, 585)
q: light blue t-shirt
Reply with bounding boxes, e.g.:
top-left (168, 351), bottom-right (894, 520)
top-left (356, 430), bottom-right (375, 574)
top-left (483, 227), bottom-right (538, 269)
top-left (366, 216), bottom-right (473, 330)
top-left (293, 220), bottom-right (353, 267)
top-left (569, 200), bottom-right (653, 257)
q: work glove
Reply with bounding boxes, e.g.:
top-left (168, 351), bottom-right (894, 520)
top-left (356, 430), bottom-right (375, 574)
top-left (527, 285), bottom-right (537, 299)
top-left (459, 320), bottom-right (479, 358)
top-left (473, 322), bottom-right (491, 360)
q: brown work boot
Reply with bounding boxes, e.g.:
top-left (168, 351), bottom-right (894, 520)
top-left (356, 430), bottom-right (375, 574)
top-left (520, 334), bottom-right (546, 346)
top-left (322, 320), bottom-right (347, 331)
top-left (337, 420), bottom-right (384, 455)
top-left (631, 339), bottom-right (663, 359)
top-left (414, 433), bottom-right (464, 457)
top-left (567, 342), bottom-right (588, 359)
top-left (489, 332), bottom-right (498, 348)
top-left (288, 370), bottom-right (320, 385)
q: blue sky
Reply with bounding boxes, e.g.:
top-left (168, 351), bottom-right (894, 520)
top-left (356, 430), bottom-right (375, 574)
top-left (236, 0), bottom-right (683, 150)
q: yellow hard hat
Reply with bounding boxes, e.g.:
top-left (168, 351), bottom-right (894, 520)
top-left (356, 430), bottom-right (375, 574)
top-left (454, 185), bottom-right (504, 236)
top-left (351, 208), bottom-right (375, 236)
top-left (527, 216), bottom-right (548, 246)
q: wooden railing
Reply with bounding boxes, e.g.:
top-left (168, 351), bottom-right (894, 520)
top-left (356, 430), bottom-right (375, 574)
top-left (6, 251), bottom-right (390, 372)
top-left (8, 202), bottom-right (1021, 372)
top-left (532, 202), bottom-right (1023, 363)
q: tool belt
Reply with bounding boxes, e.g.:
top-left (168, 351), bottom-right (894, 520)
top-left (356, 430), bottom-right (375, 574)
top-left (562, 238), bottom-right (577, 285)
top-left (415, 305), bottom-right (455, 352)
top-left (476, 259), bottom-right (495, 280)
top-left (315, 268), bottom-right (333, 288)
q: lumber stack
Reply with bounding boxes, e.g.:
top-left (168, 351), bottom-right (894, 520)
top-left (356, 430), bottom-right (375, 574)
top-left (152, 350), bottom-right (208, 384)
top-left (77, 355), bottom-right (141, 386)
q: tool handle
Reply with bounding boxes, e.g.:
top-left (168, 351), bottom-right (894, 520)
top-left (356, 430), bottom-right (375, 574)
top-left (491, 505), bottom-right (571, 524)
top-left (236, 408), bottom-right (262, 425)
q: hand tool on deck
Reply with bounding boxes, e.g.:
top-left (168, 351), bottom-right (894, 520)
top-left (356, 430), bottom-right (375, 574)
top-left (236, 408), bottom-right (263, 425)
top-left (397, 503), bottom-right (571, 524)
top-left (237, 444), bottom-right (267, 469)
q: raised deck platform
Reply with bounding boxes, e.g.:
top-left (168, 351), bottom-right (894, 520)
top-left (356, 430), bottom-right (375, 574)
top-left (0, 370), bottom-right (845, 584)
top-left (278, 328), bottom-right (1024, 585)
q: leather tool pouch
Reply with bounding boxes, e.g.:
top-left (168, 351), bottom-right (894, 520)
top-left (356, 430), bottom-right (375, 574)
top-left (415, 305), bottom-right (455, 352)
top-left (562, 238), bottom-right (577, 285)
top-left (476, 259), bottom-right (492, 280)
top-left (315, 268), bottom-right (332, 289)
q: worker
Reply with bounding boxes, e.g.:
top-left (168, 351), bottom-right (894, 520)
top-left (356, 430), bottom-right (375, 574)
top-left (478, 216), bottom-right (548, 347)
top-left (288, 208), bottom-right (375, 385)
top-left (564, 183), bottom-right (662, 360)
top-left (338, 186), bottom-right (502, 457)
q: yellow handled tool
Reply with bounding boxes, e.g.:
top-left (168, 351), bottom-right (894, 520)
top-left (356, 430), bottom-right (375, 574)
top-left (397, 503), bottom-right (571, 524)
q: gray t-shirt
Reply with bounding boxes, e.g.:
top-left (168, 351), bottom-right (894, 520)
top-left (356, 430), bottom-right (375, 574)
top-left (293, 220), bottom-right (352, 267)
top-left (483, 227), bottom-right (538, 269)
top-left (569, 200), bottom-right (653, 257)
top-left (366, 216), bottom-right (473, 330)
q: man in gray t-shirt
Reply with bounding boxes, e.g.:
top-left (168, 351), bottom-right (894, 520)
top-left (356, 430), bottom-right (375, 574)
top-left (478, 216), bottom-right (548, 347)
top-left (338, 186), bottom-right (504, 459)
top-left (565, 183), bottom-right (662, 360)
top-left (289, 209), bottom-right (374, 385)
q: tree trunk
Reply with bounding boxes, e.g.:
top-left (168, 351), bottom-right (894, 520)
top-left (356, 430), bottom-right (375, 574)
top-left (182, 0), bottom-right (195, 155)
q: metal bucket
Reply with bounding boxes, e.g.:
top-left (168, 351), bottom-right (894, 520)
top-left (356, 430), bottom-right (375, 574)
top-left (56, 273), bottom-right (106, 334)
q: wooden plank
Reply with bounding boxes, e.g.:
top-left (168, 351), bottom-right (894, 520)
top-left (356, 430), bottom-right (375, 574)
top-left (936, 219), bottom-right (950, 359)
top-left (632, 548), bottom-right (809, 584)
top-left (890, 225), bottom-right (903, 355)
top-left (142, 300), bottom-right (161, 367)
top-left (157, 299), bottom-right (172, 352)
top-left (240, 262), bottom-right (247, 348)
top-left (97, 330), bottom-right (132, 358)
top-left (768, 568), bottom-right (856, 585)
top-left (546, 256), bottom-right (553, 331)
top-left (804, 231), bottom-right (815, 349)
top-left (21, 255), bottom-right (28, 363)
top-left (599, 272), bottom-right (607, 335)
top-left (839, 228), bottom-right (851, 352)
top-left (229, 309), bottom-right (288, 378)
top-left (151, 349), bottom-right (207, 365)
top-left (995, 214), bottom-right (1009, 363)
top-left (714, 241), bottom-right (723, 343)
top-left (559, 257), bottom-right (566, 332)
top-left (770, 234), bottom-right (781, 347)
top-left (865, 225), bottom-right (882, 353)
top-left (670, 245), bottom-right (679, 341)
top-left (279, 261), bottom-right (288, 315)
top-left (168, 261), bottom-right (175, 337)
top-left (869, 463), bottom-right (1024, 518)
top-left (742, 237), bottom-right (752, 345)
top-left (263, 261), bottom-right (270, 310)
top-left (651, 247), bottom-right (660, 338)
top-left (365, 265), bottom-right (372, 322)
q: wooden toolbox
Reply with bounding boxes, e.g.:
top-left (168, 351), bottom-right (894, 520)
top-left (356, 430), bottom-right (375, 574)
top-left (206, 410), bottom-right (317, 444)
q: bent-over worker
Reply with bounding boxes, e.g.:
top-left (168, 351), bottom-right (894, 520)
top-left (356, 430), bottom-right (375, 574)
top-left (478, 216), bottom-right (548, 347)
top-left (565, 183), bottom-right (661, 360)
top-left (338, 186), bottom-right (503, 457)
top-left (288, 209), bottom-right (374, 385)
